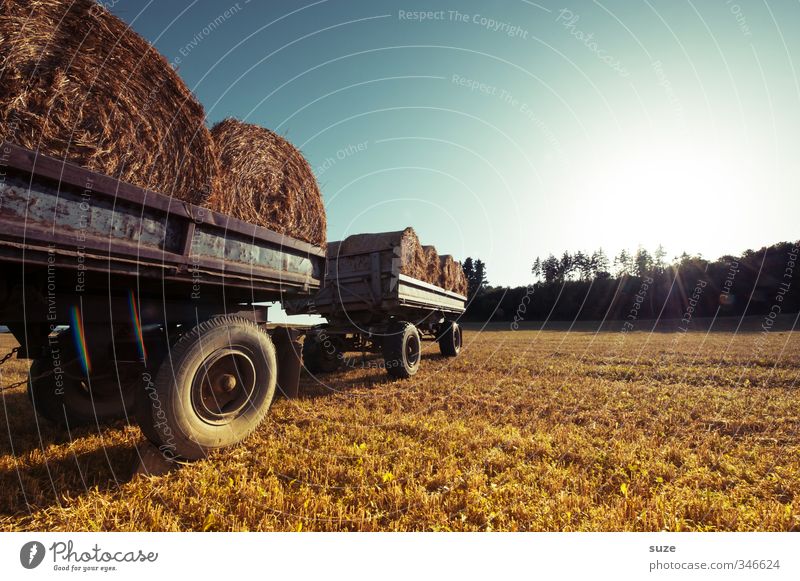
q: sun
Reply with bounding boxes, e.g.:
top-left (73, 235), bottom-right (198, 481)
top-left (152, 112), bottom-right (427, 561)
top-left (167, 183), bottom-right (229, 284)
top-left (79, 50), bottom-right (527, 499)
top-left (567, 134), bottom-right (750, 258)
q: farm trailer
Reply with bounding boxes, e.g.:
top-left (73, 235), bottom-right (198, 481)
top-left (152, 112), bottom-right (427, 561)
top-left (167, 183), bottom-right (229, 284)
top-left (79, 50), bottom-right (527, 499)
top-left (297, 239), bottom-right (467, 378)
top-left (0, 141), bottom-right (323, 460)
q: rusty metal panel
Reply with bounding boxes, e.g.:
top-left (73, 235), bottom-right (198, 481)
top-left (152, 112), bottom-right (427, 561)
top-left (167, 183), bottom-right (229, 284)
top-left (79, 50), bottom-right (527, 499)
top-left (0, 142), bottom-right (325, 299)
top-left (285, 252), bottom-right (322, 280)
top-left (191, 226), bottom-right (316, 279)
top-left (1, 141), bottom-right (325, 259)
top-left (313, 263), bottom-right (466, 317)
top-left (395, 274), bottom-right (466, 312)
top-left (0, 173), bottom-right (183, 253)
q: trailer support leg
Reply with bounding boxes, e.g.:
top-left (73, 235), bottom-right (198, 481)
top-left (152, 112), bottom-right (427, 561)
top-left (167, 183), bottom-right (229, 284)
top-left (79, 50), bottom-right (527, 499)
top-left (274, 327), bottom-right (302, 399)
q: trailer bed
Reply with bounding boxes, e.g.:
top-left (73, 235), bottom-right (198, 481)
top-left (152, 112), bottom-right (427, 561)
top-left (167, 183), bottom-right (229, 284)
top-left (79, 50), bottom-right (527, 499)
top-left (0, 141), bottom-right (324, 303)
top-left (309, 243), bottom-right (466, 324)
top-left (300, 241), bottom-right (466, 378)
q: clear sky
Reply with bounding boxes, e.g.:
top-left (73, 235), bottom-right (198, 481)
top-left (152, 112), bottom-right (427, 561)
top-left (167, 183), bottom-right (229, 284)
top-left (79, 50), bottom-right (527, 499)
top-left (110, 0), bottom-right (800, 287)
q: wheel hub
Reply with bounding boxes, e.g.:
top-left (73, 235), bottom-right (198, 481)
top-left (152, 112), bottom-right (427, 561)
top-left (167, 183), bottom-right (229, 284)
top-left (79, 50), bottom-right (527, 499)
top-left (219, 373), bottom-right (237, 392)
top-left (193, 348), bottom-right (257, 424)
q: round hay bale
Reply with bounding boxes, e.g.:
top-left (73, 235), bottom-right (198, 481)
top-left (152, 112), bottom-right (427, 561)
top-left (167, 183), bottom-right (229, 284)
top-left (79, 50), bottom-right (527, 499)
top-left (337, 227), bottom-right (427, 281)
top-left (0, 2), bottom-right (63, 125)
top-left (337, 229), bottom-right (410, 254)
top-left (422, 245), bottom-right (442, 286)
top-left (334, 228), bottom-right (465, 292)
top-left (0, 0), bottom-right (218, 203)
top-left (440, 254), bottom-right (468, 296)
top-left (209, 118), bottom-right (326, 248)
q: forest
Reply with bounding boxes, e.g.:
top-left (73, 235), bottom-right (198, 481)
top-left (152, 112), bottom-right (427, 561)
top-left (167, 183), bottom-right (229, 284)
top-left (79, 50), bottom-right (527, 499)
top-left (462, 241), bottom-right (800, 323)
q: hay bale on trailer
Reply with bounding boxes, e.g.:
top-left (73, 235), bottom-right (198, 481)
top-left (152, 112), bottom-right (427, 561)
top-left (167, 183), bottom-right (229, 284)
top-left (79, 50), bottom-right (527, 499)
top-left (209, 118), bottom-right (326, 248)
top-left (336, 227), bottom-right (428, 282)
top-left (422, 245), bottom-right (442, 285)
top-left (334, 228), bottom-right (466, 294)
top-left (0, 0), bottom-right (219, 203)
top-left (439, 255), bottom-right (468, 296)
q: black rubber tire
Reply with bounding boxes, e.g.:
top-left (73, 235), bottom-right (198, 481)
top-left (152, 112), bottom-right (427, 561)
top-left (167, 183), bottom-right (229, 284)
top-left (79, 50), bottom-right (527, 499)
top-left (438, 321), bottom-right (463, 357)
top-left (302, 333), bottom-right (344, 374)
top-left (27, 333), bottom-right (135, 427)
top-left (382, 322), bottom-right (421, 379)
top-left (137, 316), bottom-right (277, 460)
top-left (133, 333), bottom-right (173, 447)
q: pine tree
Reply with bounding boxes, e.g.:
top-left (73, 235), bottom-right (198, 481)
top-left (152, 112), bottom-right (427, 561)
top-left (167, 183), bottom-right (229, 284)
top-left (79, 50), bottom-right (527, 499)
top-left (471, 259), bottom-right (488, 296)
top-left (531, 257), bottom-right (542, 281)
top-left (593, 248), bottom-right (610, 277)
top-left (654, 244), bottom-right (667, 272)
top-left (615, 249), bottom-right (631, 276)
top-left (575, 251), bottom-right (594, 281)
top-left (463, 257), bottom-right (475, 283)
top-left (559, 251), bottom-right (574, 280)
top-left (634, 247), bottom-right (653, 277)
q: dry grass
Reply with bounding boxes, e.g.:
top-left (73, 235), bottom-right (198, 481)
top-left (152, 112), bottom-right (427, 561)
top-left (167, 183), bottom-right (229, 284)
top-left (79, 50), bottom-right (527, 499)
top-left (0, 324), bottom-right (798, 531)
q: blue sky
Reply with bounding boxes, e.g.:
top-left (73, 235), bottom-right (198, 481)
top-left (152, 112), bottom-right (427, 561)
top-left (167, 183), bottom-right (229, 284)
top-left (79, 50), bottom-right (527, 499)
top-left (110, 0), bottom-right (800, 286)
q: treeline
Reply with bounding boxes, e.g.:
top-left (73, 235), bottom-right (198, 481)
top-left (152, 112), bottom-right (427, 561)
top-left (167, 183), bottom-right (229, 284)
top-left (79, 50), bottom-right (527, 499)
top-left (463, 241), bottom-right (800, 322)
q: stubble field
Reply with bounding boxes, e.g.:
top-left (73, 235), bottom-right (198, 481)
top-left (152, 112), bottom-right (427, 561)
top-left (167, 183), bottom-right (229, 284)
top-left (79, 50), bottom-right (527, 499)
top-left (0, 323), bottom-right (798, 531)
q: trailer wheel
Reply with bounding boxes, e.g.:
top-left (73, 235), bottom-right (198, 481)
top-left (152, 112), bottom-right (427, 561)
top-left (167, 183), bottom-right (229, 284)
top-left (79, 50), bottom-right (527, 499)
top-left (27, 332), bottom-right (135, 426)
top-left (138, 316), bottom-right (277, 460)
top-left (302, 333), bottom-right (344, 374)
top-left (383, 322), bottom-right (421, 378)
top-left (438, 321), bottom-right (463, 357)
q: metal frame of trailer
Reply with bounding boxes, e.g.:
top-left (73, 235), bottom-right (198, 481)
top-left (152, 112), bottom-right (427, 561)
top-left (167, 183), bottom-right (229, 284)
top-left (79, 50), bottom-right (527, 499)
top-left (0, 141), bottom-right (324, 459)
top-left (298, 244), bottom-right (467, 378)
top-left (0, 141), bottom-right (322, 300)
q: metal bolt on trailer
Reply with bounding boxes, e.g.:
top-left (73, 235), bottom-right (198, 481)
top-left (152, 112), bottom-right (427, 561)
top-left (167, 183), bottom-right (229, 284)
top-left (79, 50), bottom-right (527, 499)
top-left (0, 142), bottom-right (324, 459)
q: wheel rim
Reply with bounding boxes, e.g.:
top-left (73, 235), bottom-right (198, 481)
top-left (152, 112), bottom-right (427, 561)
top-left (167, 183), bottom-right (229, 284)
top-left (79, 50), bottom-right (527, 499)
top-left (454, 326), bottom-right (462, 352)
top-left (406, 333), bottom-right (421, 367)
top-left (192, 348), bottom-right (257, 425)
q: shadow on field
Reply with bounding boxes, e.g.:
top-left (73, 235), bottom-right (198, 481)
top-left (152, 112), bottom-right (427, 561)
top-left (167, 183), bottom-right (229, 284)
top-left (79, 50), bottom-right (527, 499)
top-left (297, 352), bottom-right (448, 398)
top-left (0, 391), bottom-right (69, 456)
top-left (298, 369), bottom-right (392, 398)
top-left (0, 391), bottom-right (130, 457)
top-left (0, 440), bottom-right (136, 517)
top-left (0, 346), bottom-right (453, 519)
top-left (1, 386), bottom-right (139, 518)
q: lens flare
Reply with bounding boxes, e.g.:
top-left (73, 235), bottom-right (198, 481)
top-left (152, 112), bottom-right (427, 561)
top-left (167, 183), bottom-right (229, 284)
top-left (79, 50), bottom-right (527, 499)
top-left (70, 304), bottom-right (91, 376)
top-left (128, 289), bottom-right (147, 363)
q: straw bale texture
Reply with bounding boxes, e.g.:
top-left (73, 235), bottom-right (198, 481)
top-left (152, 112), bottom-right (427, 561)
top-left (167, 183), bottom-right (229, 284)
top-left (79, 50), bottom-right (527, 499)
top-left (335, 228), bottom-right (466, 294)
top-left (0, 0), bottom-right (218, 202)
top-left (422, 245), bottom-right (442, 285)
top-left (439, 254), bottom-right (468, 296)
top-left (209, 118), bottom-right (326, 247)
